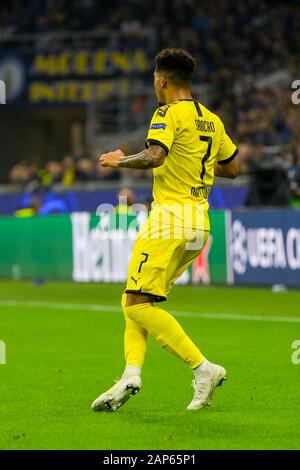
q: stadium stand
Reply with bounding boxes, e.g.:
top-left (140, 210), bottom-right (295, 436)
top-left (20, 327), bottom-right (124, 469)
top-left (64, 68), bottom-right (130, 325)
top-left (0, 0), bottom-right (299, 205)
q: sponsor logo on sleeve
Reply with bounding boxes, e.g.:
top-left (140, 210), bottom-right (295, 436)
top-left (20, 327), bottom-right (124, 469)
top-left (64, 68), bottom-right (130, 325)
top-left (151, 123), bottom-right (166, 130)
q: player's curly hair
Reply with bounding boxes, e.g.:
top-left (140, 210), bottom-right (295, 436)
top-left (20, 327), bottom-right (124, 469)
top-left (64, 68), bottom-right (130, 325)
top-left (155, 48), bottom-right (196, 87)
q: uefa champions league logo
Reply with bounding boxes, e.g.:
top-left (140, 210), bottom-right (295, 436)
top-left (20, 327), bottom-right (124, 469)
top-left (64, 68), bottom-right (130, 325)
top-left (0, 340), bottom-right (6, 364)
top-left (0, 80), bottom-right (6, 104)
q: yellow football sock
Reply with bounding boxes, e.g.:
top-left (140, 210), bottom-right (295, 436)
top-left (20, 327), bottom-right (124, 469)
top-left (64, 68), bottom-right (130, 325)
top-left (122, 294), bottom-right (148, 368)
top-left (124, 301), bottom-right (205, 369)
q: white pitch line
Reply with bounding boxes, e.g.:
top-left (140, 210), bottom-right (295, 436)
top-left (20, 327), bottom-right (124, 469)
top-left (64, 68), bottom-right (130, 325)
top-left (0, 300), bottom-right (300, 324)
top-left (0, 300), bottom-right (119, 312)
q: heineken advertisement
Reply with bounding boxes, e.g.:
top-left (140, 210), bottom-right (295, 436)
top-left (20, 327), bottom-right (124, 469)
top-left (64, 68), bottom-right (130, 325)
top-left (0, 211), bottom-right (229, 285)
top-left (71, 211), bottom-right (229, 285)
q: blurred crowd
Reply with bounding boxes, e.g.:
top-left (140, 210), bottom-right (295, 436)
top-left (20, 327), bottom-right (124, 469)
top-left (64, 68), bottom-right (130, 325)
top-left (2, 0), bottom-right (300, 202)
top-left (1, 0), bottom-right (298, 77)
top-left (9, 153), bottom-right (151, 190)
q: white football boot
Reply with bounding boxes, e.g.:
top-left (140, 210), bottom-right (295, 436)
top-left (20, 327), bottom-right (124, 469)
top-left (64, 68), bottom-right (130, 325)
top-left (91, 374), bottom-right (141, 412)
top-left (187, 361), bottom-right (227, 411)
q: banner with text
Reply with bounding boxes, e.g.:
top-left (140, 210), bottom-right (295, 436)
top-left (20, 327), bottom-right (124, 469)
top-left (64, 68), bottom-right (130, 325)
top-left (0, 211), bottom-right (228, 285)
top-left (0, 49), bottom-right (149, 104)
top-left (231, 210), bottom-right (300, 286)
top-left (71, 211), bottom-right (228, 285)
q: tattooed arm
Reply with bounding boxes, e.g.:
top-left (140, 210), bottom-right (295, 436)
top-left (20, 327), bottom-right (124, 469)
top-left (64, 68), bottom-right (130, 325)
top-left (99, 145), bottom-right (166, 170)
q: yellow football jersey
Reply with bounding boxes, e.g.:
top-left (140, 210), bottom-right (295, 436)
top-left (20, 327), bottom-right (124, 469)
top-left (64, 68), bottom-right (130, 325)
top-left (145, 100), bottom-right (238, 230)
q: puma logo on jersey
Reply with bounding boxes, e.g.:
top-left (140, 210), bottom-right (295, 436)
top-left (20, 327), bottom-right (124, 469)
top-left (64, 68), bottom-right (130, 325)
top-left (156, 106), bottom-right (169, 117)
top-left (131, 276), bottom-right (141, 286)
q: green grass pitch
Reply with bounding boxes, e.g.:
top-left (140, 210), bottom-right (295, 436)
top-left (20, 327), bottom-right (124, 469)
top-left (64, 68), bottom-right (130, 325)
top-left (0, 280), bottom-right (300, 450)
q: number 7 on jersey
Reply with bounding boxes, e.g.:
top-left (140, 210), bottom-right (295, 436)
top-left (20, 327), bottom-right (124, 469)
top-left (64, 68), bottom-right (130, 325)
top-left (199, 136), bottom-right (212, 182)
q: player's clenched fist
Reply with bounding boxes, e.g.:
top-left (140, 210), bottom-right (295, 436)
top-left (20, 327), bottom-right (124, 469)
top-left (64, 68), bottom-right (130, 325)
top-left (99, 149), bottom-right (125, 168)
